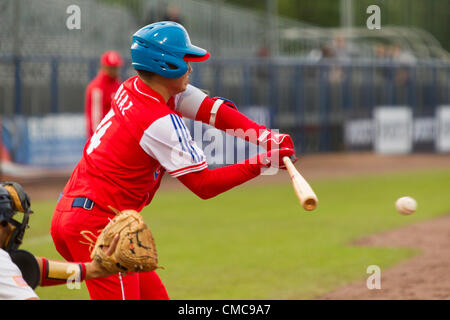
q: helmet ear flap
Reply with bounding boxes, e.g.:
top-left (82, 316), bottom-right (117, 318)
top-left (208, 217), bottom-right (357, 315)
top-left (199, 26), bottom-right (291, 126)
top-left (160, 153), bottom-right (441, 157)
top-left (158, 57), bottom-right (188, 77)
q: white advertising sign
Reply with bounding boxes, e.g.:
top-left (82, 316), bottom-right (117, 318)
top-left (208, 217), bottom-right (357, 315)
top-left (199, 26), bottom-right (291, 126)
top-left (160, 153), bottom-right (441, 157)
top-left (413, 118), bottom-right (435, 143)
top-left (436, 106), bottom-right (450, 153)
top-left (344, 119), bottom-right (373, 147)
top-left (374, 107), bottom-right (413, 154)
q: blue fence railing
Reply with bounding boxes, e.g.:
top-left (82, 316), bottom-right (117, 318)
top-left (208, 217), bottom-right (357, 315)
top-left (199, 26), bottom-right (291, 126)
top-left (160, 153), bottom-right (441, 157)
top-left (1, 55), bottom-right (449, 152)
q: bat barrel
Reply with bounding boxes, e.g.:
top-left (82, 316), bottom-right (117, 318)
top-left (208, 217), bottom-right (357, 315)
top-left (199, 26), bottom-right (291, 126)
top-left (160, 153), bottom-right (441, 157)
top-left (303, 198), bottom-right (317, 211)
top-left (282, 156), bottom-right (318, 211)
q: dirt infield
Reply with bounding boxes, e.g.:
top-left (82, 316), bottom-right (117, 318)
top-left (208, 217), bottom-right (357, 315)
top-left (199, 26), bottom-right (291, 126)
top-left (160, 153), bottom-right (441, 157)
top-left (318, 214), bottom-right (450, 300)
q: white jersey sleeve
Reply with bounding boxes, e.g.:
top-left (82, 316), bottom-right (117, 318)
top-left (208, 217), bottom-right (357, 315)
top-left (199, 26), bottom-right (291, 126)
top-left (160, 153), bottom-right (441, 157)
top-left (139, 113), bottom-right (207, 177)
top-left (0, 249), bottom-right (38, 300)
top-left (173, 84), bottom-right (207, 120)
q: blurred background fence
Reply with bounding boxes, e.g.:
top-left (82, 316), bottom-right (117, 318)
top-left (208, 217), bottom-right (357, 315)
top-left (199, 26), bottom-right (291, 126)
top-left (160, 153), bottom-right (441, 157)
top-left (1, 55), bottom-right (449, 153)
top-left (0, 0), bottom-right (449, 165)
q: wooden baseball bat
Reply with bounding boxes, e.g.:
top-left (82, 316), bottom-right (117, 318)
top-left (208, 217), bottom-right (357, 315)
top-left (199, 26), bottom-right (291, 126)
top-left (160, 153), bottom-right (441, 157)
top-left (282, 156), bottom-right (318, 211)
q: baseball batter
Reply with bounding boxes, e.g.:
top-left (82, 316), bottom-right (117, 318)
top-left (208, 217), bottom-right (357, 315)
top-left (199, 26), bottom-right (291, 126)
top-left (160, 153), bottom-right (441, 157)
top-left (51, 21), bottom-right (296, 300)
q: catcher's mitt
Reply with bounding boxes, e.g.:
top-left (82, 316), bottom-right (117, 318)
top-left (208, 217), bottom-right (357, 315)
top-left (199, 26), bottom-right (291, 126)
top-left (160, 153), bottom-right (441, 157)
top-left (90, 208), bottom-right (160, 274)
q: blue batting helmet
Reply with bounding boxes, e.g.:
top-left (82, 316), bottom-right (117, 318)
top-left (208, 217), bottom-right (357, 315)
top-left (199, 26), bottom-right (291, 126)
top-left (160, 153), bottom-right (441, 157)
top-left (130, 21), bottom-right (210, 78)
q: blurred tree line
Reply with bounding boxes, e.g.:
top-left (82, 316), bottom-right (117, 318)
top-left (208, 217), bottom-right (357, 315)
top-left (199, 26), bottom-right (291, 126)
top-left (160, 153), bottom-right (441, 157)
top-left (225, 0), bottom-right (449, 52)
top-left (97, 0), bottom-right (449, 52)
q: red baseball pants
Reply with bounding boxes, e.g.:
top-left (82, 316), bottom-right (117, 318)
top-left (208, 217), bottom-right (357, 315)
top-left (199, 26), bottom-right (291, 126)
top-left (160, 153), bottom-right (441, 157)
top-left (50, 195), bottom-right (169, 300)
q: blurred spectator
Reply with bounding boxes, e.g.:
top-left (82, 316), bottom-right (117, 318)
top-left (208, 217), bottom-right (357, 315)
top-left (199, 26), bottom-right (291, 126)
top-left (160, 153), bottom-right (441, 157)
top-left (144, 3), bottom-right (183, 25)
top-left (306, 48), bottom-right (322, 62)
top-left (143, 1), bottom-right (167, 24)
top-left (257, 44), bottom-right (270, 58)
top-left (0, 142), bottom-right (11, 163)
top-left (374, 43), bottom-right (388, 60)
top-left (328, 37), bottom-right (349, 84)
top-left (321, 45), bottom-right (335, 59)
top-left (163, 5), bottom-right (183, 24)
top-left (332, 35), bottom-right (351, 62)
top-left (372, 43), bottom-right (389, 82)
top-left (85, 51), bottom-right (123, 139)
top-left (388, 44), bottom-right (416, 85)
top-left (255, 41), bottom-right (270, 79)
top-left (389, 44), bottom-right (416, 64)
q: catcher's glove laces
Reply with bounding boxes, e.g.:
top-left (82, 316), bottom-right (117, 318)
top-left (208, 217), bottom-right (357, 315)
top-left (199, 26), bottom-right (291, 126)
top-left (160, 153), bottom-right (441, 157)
top-left (87, 206), bottom-right (162, 274)
top-left (79, 230), bottom-right (101, 252)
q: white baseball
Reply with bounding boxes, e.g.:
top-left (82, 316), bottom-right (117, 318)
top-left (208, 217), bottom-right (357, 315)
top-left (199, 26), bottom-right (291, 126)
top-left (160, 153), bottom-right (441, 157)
top-left (395, 196), bottom-right (417, 215)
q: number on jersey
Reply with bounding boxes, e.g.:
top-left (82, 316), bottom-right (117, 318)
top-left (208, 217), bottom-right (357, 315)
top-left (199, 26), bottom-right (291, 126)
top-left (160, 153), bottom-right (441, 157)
top-left (87, 109), bottom-right (115, 154)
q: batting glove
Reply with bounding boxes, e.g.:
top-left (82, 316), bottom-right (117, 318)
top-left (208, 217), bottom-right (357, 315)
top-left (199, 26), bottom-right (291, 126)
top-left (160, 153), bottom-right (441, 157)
top-left (258, 129), bottom-right (295, 151)
top-left (246, 147), bottom-right (296, 169)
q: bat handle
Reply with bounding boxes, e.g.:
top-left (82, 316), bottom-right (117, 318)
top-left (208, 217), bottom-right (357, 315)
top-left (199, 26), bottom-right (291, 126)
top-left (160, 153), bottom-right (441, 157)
top-left (282, 156), bottom-right (295, 173)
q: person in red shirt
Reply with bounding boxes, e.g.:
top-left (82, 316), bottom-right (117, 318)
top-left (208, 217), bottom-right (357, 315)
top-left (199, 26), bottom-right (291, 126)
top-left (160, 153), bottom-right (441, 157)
top-left (51, 21), bottom-right (296, 300)
top-left (85, 51), bottom-right (124, 138)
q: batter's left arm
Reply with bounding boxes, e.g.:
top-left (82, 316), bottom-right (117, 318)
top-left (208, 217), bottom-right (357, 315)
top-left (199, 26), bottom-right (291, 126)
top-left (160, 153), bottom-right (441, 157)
top-left (174, 85), bottom-right (294, 151)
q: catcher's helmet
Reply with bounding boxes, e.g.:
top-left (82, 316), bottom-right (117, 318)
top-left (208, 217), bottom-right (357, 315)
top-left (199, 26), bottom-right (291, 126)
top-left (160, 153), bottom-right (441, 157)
top-left (0, 182), bottom-right (33, 252)
top-left (130, 21), bottom-right (210, 78)
top-left (0, 186), bottom-right (14, 223)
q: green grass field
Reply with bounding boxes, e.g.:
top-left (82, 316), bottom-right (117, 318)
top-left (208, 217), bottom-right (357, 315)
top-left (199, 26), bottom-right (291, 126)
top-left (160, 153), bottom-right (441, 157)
top-left (22, 168), bottom-right (450, 300)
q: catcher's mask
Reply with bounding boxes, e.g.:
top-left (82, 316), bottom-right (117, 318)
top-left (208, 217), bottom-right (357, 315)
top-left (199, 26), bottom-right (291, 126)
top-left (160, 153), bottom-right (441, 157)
top-left (0, 182), bottom-right (33, 252)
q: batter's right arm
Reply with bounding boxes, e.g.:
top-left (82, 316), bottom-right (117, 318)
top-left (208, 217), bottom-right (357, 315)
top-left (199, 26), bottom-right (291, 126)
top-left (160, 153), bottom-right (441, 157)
top-left (177, 148), bottom-right (295, 200)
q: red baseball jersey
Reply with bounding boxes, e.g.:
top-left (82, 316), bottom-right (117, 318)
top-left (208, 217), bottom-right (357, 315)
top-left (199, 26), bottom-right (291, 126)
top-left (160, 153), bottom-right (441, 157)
top-left (85, 71), bottom-right (122, 138)
top-left (65, 75), bottom-right (206, 211)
